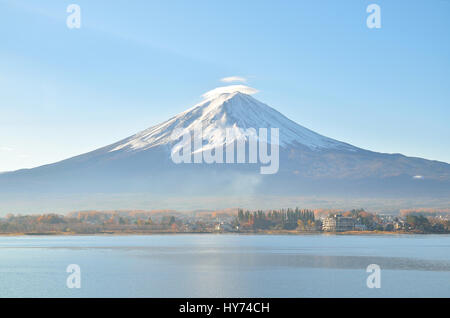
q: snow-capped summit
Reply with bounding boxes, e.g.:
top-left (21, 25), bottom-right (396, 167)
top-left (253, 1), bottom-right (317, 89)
top-left (110, 85), bottom-right (356, 153)
top-left (201, 84), bottom-right (258, 100)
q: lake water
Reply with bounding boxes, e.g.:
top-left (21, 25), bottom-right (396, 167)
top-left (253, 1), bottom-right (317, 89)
top-left (0, 234), bottom-right (449, 297)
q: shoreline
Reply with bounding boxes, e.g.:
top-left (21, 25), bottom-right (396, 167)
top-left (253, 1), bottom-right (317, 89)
top-left (0, 230), bottom-right (444, 237)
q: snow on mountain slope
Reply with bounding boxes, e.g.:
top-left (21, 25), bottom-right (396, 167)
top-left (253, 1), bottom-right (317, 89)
top-left (109, 85), bottom-right (357, 154)
top-left (1, 85), bottom-right (450, 214)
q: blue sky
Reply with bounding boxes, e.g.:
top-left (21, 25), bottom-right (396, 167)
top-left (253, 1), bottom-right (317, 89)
top-left (0, 0), bottom-right (449, 171)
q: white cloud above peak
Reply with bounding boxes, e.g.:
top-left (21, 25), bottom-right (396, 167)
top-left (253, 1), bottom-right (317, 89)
top-left (220, 76), bottom-right (247, 83)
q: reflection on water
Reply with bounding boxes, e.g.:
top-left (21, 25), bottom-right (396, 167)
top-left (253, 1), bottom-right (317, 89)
top-left (151, 251), bottom-right (450, 271)
top-left (0, 234), bottom-right (449, 297)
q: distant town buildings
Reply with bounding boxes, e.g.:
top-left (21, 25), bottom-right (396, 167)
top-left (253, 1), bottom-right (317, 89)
top-left (1, 208), bottom-right (448, 235)
top-left (393, 220), bottom-right (407, 231)
top-left (322, 215), bottom-right (355, 232)
top-left (214, 222), bottom-right (235, 232)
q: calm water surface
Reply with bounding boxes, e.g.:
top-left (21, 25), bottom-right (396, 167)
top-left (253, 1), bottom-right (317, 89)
top-left (0, 234), bottom-right (449, 297)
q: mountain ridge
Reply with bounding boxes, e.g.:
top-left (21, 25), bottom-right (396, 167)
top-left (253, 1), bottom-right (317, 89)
top-left (0, 85), bottom-right (449, 213)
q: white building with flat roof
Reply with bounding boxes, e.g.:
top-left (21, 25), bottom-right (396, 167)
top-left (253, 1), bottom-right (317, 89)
top-left (322, 215), bottom-right (355, 232)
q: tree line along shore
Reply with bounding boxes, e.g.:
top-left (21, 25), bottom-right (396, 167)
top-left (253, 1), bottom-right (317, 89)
top-left (0, 208), bottom-right (449, 236)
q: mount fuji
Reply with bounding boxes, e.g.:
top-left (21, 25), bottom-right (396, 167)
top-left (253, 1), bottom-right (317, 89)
top-left (1, 85), bottom-right (449, 213)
